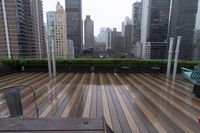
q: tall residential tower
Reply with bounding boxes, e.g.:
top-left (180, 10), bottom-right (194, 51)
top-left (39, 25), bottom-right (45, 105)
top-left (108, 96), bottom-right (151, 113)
top-left (132, 1), bottom-right (142, 44)
top-left (30, 0), bottom-right (46, 58)
top-left (0, 0), bottom-right (45, 58)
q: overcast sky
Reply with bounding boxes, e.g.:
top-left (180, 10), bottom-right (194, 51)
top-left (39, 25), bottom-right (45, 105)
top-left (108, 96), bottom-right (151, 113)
top-left (43, 0), bottom-right (200, 35)
top-left (43, 0), bottom-right (138, 36)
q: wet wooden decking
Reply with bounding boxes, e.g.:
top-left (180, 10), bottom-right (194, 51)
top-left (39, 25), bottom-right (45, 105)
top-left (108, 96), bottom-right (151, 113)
top-left (0, 73), bottom-right (200, 133)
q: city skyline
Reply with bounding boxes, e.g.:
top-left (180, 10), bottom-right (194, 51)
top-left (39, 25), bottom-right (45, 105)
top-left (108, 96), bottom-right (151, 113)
top-left (43, 0), bottom-right (138, 36)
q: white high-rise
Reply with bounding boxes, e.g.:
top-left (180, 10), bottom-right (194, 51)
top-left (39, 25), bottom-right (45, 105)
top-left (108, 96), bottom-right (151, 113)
top-left (140, 0), bottom-right (150, 58)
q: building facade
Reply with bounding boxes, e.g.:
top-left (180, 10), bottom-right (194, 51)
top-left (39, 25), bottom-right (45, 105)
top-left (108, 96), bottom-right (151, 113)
top-left (125, 24), bottom-right (133, 54)
top-left (150, 42), bottom-right (167, 59)
top-left (113, 37), bottom-right (126, 53)
top-left (30, 0), bottom-right (46, 58)
top-left (65, 0), bottom-right (82, 57)
top-left (132, 2), bottom-right (142, 44)
top-left (84, 15), bottom-right (94, 50)
top-left (169, 0), bottom-right (199, 60)
top-left (54, 2), bottom-right (68, 58)
top-left (141, 0), bottom-right (170, 59)
top-left (193, 30), bottom-right (200, 60)
top-left (132, 42), bottom-right (142, 58)
top-left (106, 28), bottom-right (112, 50)
top-left (0, 0), bottom-right (45, 58)
top-left (0, 0), bottom-right (28, 58)
top-left (111, 28), bottom-right (121, 51)
top-left (97, 27), bottom-right (107, 43)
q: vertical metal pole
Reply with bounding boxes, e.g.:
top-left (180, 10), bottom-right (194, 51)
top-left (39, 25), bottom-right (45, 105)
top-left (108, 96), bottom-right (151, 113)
top-left (173, 36), bottom-right (182, 80)
top-left (2, 0), bottom-right (11, 58)
top-left (47, 38), bottom-right (52, 78)
top-left (51, 37), bottom-right (56, 77)
top-left (167, 38), bottom-right (174, 78)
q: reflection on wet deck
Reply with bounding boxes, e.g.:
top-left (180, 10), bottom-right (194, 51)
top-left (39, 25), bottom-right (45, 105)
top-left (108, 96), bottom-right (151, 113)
top-left (0, 73), bottom-right (200, 132)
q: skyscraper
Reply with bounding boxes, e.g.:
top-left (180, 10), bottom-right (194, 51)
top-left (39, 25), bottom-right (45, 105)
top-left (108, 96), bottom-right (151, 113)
top-left (54, 2), bottom-right (67, 58)
top-left (106, 28), bottom-right (112, 50)
top-left (0, 0), bottom-right (31, 58)
top-left (125, 24), bottom-right (133, 53)
top-left (111, 28), bottom-right (121, 51)
top-left (30, 0), bottom-right (46, 58)
top-left (169, 0), bottom-right (199, 60)
top-left (65, 0), bottom-right (82, 57)
top-left (113, 37), bottom-right (126, 53)
top-left (84, 15), bottom-right (94, 50)
top-left (121, 22), bottom-right (125, 37)
top-left (141, 0), bottom-right (170, 59)
top-left (132, 1), bottom-right (142, 44)
top-left (0, 0), bottom-right (45, 58)
top-left (193, 29), bottom-right (200, 60)
top-left (97, 27), bottom-right (107, 43)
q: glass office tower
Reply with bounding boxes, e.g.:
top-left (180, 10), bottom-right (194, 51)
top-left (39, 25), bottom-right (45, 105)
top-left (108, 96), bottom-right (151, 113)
top-left (169, 0), bottom-right (199, 60)
top-left (65, 0), bottom-right (82, 57)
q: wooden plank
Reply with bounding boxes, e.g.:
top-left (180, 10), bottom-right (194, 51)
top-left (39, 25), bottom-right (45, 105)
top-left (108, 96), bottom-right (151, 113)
top-left (68, 74), bottom-right (90, 117)
top-left (99, 73), bottom-right (113, 130)
top-left (24, 73), bottom-right (66, 116)
top-left (90, 73), bottom-right (98, 118)
top-left (0, 73), bottom-right (29, 83)
top-left (51, 74), bottom-right (81, 118)
top-left (40, 73), bottom-right (79, 117)
top-left (148, 74), bottom-right (200, 104)
top-left (101, 73), bottom-right (122, 132)
top-left (122, 75), bottom-right (184, 133)
top-left (160, 74), bottom-right (193, 88)
top-left (61, 74), bottom-right (86, 117)
top-left (130, 74), bottom-right (196, 132)
top-left (0, 73), bottom-right (40, 88)
top-left (105, 74), bottom-right (131, 132)
top-left (118, 75), bottom-right (162, 133)
top-left (115, 75), bottom-right (153, 133)
top-left (136, 75), bottom-right (200, 132)
top-left (160, 75), bottom-right (193, 92)
top-left (96, 73), bottom-right (103, 118)
top-left (30, 73), bottom-right (69, 117)
top-left (0, 73), bottom-right (49, 115)
top-left (107, 74), bottom-right (139, 132)
top-left (0, 73), bottom-right (20, 81)
top-left (140, 74), bottom-right (200, 118)
top-left (83, 73), bottom-right (95, 117)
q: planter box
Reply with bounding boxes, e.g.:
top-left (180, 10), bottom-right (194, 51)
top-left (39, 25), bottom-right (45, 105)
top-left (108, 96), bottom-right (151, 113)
top-left (23, 67), bottom-right (48, 72)
top-left (57, 66), bottom-right (69, 73)
top-left (69, 66), bottom-right (91, 73)
top-left (94, 67), bottom-right (115, 73)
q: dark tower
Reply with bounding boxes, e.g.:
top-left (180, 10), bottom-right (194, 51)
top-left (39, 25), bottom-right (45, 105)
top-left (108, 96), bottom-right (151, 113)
top-left (65, 0), bottom-right (82, 57)
top-left (168, 0), bottom-right (199, 60)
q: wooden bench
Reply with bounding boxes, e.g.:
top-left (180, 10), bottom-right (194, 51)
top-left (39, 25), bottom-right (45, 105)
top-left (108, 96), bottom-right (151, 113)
top-left (0, 118), bottom-right (113, 133)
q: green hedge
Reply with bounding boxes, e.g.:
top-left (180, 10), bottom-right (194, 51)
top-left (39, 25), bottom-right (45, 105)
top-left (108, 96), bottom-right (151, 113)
top-left (0, 58), bottom-right (199, 70)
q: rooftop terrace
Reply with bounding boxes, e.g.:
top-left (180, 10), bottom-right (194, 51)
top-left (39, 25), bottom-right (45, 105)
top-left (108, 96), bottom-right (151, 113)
top-left (0, 72), bottom-right (200, 132)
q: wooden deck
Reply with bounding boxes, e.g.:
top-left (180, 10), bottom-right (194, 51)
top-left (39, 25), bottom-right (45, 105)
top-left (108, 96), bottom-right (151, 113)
top-left (0, 73), bottom-right (200, 133)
